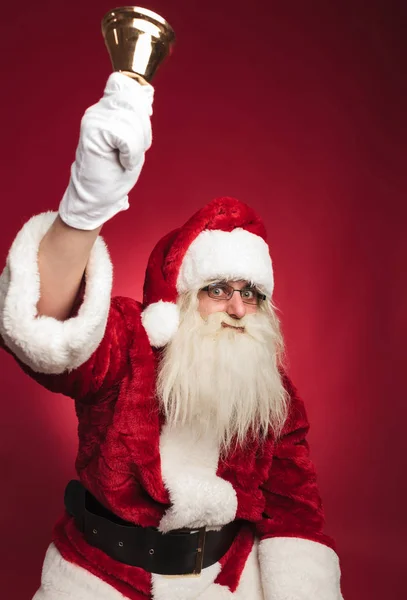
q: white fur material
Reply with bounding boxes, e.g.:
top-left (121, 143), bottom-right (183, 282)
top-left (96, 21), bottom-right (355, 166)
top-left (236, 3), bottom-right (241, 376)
top-left (32, 543), bottom-right (127, 599)
top-left (197, 539), bottom-right (264, 600)
top-left (152, 423), bottom-right (239, 600)
top-left (152, 561), bottom-right (222, 600)
top-left (141, 300), bottom-right (180, 347)
top-left (158, 423), bottom-right (238, 533)
top-left (259, 537), bottom-right (344, 600)
top-left (177, 228), bottom-right (274, 297)
top-left (0, 212), bottom-right (112, 374)
top-left (152, 539), bottom-right (264, 600)
top-left (35, 541), bottom-right (264, 600)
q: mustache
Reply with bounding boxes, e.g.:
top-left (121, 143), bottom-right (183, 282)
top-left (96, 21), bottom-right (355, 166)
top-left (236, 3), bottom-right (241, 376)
top-left (200, 311), bottom-right (256, 336)
top-left (198, 310), bottom-right (273, 344)
top-left (203, 311), bottom-right (247, 326)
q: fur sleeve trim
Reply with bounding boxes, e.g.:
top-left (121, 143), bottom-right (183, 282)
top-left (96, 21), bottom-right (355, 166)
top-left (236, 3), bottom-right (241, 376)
top-left (0, 212), bottom-right (112, 374)
top-left (259, 537), bottom-right (344, 599)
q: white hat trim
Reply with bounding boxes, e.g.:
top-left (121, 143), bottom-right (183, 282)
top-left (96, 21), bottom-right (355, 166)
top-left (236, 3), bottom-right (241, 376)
top-left (177, 228), bottom-right (274, 296)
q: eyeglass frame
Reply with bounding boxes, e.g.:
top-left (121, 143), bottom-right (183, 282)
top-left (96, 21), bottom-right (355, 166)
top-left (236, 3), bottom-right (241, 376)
top-left (201, 282), bottom-right (267, 305)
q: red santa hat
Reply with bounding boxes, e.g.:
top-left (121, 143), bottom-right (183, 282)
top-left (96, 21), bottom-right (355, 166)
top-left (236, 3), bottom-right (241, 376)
top-left (141, 197), bottom-right (274, 347)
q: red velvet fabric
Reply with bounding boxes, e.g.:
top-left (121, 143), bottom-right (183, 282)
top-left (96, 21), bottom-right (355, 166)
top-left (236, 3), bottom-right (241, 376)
top-left (1, 295), bottom-right (334, 597)
top-left (143, 197), bottom-right (268, 306)
top-left (162, 197), bottom-right (267, 290)
top-left (53, 514), bottom-right (151, 599)
top-left (255, 374), bottom-right (336, 550)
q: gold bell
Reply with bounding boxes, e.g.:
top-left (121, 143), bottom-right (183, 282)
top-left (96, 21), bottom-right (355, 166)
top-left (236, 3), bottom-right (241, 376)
top-left (102, 6), bottom-right (175, 84)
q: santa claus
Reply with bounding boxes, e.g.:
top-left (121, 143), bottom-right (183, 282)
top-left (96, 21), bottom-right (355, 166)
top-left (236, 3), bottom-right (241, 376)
top-left (0, 73), bottom-right (344, 599)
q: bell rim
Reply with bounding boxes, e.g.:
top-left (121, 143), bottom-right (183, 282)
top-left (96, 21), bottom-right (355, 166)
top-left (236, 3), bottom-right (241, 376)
top-left (101, 6), bottom-right (175, 44)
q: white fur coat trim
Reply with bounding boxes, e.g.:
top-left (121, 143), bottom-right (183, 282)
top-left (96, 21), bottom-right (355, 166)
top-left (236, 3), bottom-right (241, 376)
top-left (158, 423), bottom-right (238, 533)
top-left (32, 543), bottom-right (126, 599)
top-left (259, 537), bottom-right (344, 599)
top-left (177, 228), bottom-right (274, 297)
top-left (0, 212), bottom-right (112, 374)
top-left (153, 423), bottom-right (240, 600)
top-left (34, 541), bottom-right (264, 600)
top-left (152, 538), bottom-right (264, 600)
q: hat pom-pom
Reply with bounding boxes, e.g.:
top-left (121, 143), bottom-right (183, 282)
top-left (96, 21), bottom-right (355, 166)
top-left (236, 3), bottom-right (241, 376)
top-left (141, 301), bottom-right (180, 347)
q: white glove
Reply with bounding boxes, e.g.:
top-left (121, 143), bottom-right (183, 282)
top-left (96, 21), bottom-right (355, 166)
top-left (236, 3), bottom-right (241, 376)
top-left (59, 72), bottom-right (154, 230)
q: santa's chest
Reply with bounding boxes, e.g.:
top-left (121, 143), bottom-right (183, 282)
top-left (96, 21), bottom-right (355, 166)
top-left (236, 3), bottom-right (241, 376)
top-left (75, 371), bottom-right (275, 528)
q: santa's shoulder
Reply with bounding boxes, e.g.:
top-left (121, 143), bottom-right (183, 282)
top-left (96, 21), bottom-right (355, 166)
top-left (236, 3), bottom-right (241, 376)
top-left (109, 295), bottom-right (155, 351)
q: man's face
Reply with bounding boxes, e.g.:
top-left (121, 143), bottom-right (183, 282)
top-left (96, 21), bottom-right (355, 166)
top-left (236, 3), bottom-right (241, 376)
top-left (158, 280), bottom-right (287, 451)
top-left (197, 280), bottom-right (259, 321)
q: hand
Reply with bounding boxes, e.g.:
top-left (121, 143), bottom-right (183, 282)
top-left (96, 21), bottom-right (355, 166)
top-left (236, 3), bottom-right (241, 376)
top-left (59, 72), bottom-right (154, 230)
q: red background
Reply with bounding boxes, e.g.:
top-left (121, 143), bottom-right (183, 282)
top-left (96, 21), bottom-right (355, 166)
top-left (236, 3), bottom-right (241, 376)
top-left (0, 1), bottom-right (406, 598)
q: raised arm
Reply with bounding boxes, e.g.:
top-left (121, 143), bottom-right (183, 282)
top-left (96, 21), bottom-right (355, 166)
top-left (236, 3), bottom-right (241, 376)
top-left (36, 72), bottom-right (154, 320)
top-left (0, 73), bottom-right (154, 390)
top-left (37, 217), bottom-right (102, 320)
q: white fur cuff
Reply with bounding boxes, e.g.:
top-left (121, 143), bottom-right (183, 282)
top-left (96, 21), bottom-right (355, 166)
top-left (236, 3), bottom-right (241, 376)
top-left (259, 537), bottom-right (344, 600)
top-left (0, 212), bottom-right (112, 374)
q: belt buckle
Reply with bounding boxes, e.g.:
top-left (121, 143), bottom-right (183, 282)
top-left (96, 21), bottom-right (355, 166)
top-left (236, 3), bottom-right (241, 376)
top-left (192, 526), bottom-right (206, 576)
top-left (162, 526), bottom-right (207, 579)
top-left (192, 527), bottom-right (206, 577)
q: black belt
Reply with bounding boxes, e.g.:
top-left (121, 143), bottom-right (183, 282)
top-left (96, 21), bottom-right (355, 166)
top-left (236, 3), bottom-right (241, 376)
top-left (64, 480), bottom-right (241, 576)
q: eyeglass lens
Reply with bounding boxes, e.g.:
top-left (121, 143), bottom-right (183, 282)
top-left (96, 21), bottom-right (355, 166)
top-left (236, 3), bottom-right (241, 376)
top-left (207, 283), bottom-right (260, 304)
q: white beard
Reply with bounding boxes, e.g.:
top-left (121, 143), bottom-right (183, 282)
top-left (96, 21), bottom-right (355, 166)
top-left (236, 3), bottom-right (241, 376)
top-left (156, 293), bottom-right (289, 453)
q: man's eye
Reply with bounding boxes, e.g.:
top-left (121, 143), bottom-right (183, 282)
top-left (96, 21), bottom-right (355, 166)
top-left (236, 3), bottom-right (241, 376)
top-left (242, 289), bottom-right (255, 299)
top-left (209, 284), bottom-right (230, 299)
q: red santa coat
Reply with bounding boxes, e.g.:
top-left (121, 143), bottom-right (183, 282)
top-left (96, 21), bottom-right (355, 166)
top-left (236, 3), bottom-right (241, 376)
top-left (0, 213), bottom-right (343, 599)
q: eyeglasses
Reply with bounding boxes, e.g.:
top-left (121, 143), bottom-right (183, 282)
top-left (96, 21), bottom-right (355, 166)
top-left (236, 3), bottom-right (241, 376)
top-left (201, 283), bottom-right (266, 305)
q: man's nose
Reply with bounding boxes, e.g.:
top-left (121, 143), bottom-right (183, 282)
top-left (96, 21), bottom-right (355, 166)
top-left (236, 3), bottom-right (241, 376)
top-left (226, 291), bottom-right (246, 319)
